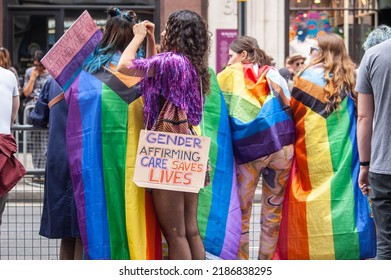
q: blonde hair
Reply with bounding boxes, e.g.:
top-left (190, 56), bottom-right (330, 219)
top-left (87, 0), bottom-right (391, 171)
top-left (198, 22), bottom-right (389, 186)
top-left (301, 33), bottom-right (356, 112)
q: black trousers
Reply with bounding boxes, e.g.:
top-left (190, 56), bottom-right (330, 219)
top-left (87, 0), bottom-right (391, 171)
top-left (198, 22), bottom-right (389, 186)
top-left (369, 171), bottom-right (391, 260)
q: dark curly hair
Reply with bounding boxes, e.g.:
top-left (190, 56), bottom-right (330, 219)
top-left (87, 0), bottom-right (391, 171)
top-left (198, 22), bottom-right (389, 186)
top-left (161, 10), bottom-right (211, 96)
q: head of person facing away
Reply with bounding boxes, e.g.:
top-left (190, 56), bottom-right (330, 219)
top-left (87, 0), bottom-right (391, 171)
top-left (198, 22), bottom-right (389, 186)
top-left (160, 10), bottom-right (211, 96)
top-left (84, 6), bottom-right (137, 73)
top-left (227, 35), bottom-right (272, 67)
top-left (301, 33), bottom-right (356, 113)
top-left (362, 24), bottom-right (391, 51)
top-left (0, 47), bottom-right (12, 68)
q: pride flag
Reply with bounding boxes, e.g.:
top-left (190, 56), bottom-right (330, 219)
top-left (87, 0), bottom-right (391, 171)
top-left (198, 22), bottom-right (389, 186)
top-left (275, 65), bottom-right (376, 259)
top-left (217, 63), bottom-right (295, 164)
top-left (198, 69), bottom-right (241, 260)
top-left (65, 60), bottom-right (161, 260)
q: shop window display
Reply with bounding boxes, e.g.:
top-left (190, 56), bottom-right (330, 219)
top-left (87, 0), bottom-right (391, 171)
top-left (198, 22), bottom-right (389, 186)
top-left (288, 0), bottom-right (376, 63)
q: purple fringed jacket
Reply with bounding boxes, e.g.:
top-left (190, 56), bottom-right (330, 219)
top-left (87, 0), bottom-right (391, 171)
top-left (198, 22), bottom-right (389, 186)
top-left (130, 52), bottom-right (203, 129)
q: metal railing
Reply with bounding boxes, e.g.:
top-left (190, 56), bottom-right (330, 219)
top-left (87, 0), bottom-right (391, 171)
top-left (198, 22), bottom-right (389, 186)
top-left (1, 125), bottom-right (262, 260)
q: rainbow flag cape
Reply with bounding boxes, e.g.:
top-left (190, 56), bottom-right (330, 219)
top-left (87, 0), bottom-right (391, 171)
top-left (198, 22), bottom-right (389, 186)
top-left (65, 58), bottom-right (161, 260)
top-left (198, 69), bottom-right (241, 260)
top-left (275, 65), bottom-right (376, 259)
top-left (217, 63), bottom-right (295, 164)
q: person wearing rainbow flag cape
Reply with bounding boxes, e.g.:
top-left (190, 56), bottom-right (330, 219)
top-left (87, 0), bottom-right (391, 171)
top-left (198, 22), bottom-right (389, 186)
top-left (64, 7), bottom-right (162, 260)
top-left (40, 5), bottom-right (241, 260)
top-left (117, 10), bottom-right (242, 260)
top-left (217, 36), bottom-right (295, 260)
top-left (275, 33), bottom-right (376, 259)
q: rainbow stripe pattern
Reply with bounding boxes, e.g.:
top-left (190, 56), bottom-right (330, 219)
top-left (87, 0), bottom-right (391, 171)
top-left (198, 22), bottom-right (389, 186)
top-left (217, 63), bottom-right (295, 164)
top-left (198, 69), bottom-right (241, 259)
top-left (65, 61), bottom-right (161, 260)
top-left (275, 65), bottom-right (376, 259)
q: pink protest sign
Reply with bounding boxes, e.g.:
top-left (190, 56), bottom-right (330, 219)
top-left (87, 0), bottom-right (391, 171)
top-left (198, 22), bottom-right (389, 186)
top-left (41, 10), bottom-right (103, 90)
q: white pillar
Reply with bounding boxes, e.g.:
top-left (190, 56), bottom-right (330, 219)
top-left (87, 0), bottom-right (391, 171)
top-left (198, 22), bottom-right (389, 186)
top-left (208, 0), bottom-right (238, 72)
top-left (246, 0), bottom-right (286, 68)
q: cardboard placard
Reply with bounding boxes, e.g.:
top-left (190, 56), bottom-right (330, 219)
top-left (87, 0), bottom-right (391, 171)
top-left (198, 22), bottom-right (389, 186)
top-left (41, 10), bottom-right (103, 90)
top-left (133, 130), bottom-right (211, 193)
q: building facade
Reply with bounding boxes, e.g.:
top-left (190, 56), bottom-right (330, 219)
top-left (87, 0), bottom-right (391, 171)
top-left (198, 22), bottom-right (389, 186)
top-left (1, 0), bottom-right (390, 77)
top-left (209, 0), bottom-right (391, 70)
top-left (0, 0), bottom-right (205, 77)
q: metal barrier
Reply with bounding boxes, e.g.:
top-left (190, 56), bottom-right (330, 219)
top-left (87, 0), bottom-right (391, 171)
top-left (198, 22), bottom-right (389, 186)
top-left (0, 171), bottom-right (60, 260)
top-left (1, 125), bottom-right (262, 260)
top-left (0, 125), bottom-right (58, 260)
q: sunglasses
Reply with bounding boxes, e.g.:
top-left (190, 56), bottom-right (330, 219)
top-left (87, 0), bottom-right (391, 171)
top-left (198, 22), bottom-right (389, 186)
top-left (295, 61), bottom-right (304, 67)
top-left (34, 63), bottom-right (44, 68)
top-left (310, 47), bottom-right (319, 53)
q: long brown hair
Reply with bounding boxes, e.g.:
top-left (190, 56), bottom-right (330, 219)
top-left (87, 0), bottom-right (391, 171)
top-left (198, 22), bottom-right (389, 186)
top-left (84, 6), bottom-right (137, 73)
top-left (301, 33), bottom-right (356, 112)
top-left (229, 36), bottom-right (272, 66)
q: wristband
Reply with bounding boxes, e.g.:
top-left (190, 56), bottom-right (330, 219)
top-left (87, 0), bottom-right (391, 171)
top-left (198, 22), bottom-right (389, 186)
top-left (359, 161), bottom-right (370, 166)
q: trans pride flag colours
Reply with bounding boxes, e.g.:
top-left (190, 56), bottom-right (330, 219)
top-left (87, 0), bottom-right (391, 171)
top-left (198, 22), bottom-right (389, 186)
top-left (65, 60), bottom-right (162, 260)
top-left (274, 64), bottom-right (376, 259)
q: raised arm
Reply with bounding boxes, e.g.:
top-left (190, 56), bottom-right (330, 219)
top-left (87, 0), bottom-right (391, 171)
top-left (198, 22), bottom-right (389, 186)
top-left (117, 21), bottom-right (156, 76)
top-left (23, 68), bottom-right (39, 97)
top-left (145, 21), bottom-right (157, 58)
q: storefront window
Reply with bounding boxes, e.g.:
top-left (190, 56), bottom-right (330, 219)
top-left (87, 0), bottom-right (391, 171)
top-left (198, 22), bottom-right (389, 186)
top-left (15, 0), bottom-right (155, 4)
top-left (288, 0), bottom-right (377, 63)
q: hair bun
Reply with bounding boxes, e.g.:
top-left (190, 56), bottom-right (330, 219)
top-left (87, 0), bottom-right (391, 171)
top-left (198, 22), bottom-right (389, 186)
top-left (107, 6), bottom-right (120, 17)
top-left (126, 10), bottom-right (137, 19)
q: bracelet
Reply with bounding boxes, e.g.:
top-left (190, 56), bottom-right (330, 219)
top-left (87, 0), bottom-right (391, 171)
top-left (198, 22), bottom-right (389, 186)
top-left (360, 161), bottom-right (370, 166)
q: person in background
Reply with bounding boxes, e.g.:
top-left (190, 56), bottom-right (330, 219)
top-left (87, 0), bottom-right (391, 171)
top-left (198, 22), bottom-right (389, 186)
top-left (287, 53), bottom-right (306, 78)
top-left (0, 47), bottom-right (21, 95)
top-left (217, 36), bottom-right (295, 260)
top-left (356, 28), bottom-right (391, 260)
top-left (117, 10), bottom-right (211, 260)
top-left (23, 50), bottom-right (51, 101)
top-left (362, 24), bottom-right (391, 51)
top-left (0, 64), bottom-right (25, 226)
top-left (29, 77), bottom-right (82, 260)
top-left (24, 50), bottom-right (51, 180)
top-left (275, 33), bottom-right (376, 260)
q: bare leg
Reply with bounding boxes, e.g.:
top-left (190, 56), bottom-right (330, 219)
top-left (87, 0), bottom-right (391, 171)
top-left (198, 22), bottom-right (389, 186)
top-left (59, 237), bottom-right (83, 260)
top-left (184, 192), bottom-right (205, 260)
top-left (73, 237), bottom-right (83, 260)
top-left (60, 237), bottom-right (76, 260)
top-left (152, 189), bottom-right (191, 259)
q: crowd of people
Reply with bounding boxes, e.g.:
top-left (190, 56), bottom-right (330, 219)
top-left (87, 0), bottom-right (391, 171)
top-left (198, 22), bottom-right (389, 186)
top-left (1, 6), bottom-right (391, 260)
